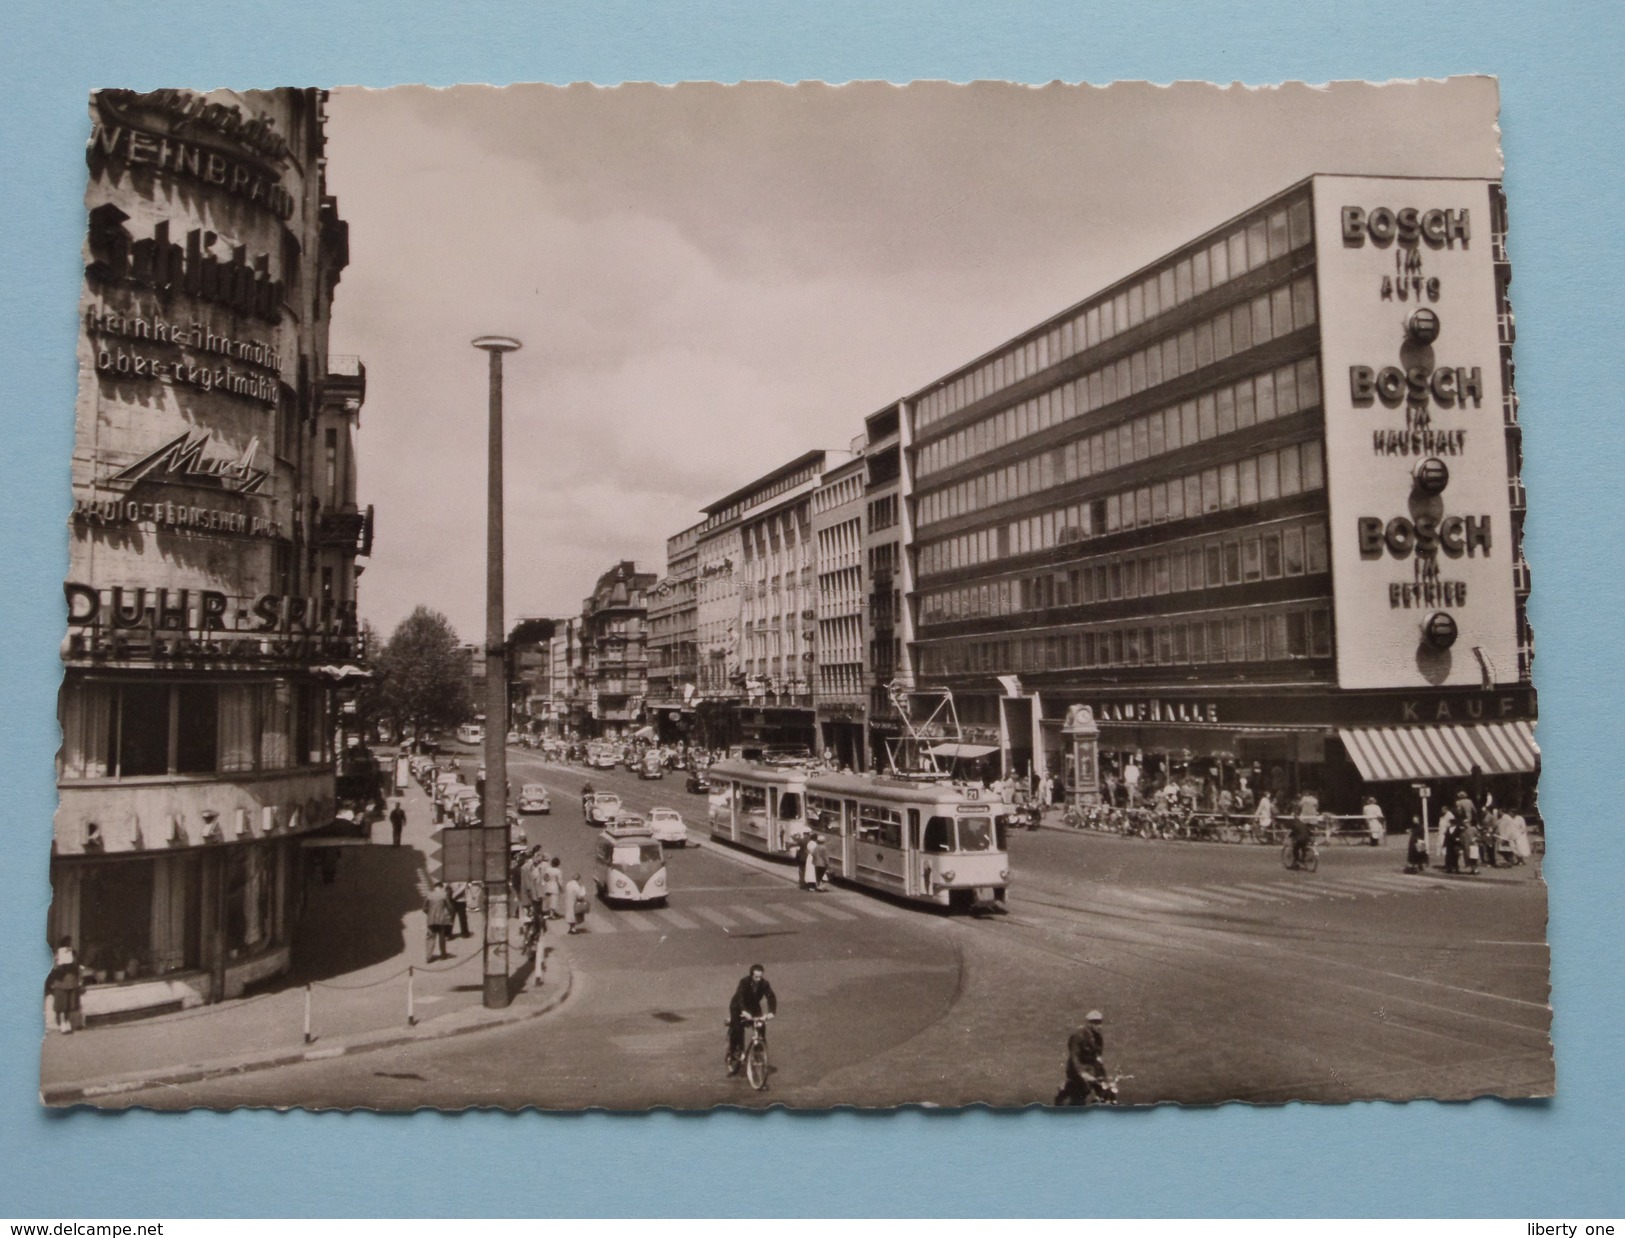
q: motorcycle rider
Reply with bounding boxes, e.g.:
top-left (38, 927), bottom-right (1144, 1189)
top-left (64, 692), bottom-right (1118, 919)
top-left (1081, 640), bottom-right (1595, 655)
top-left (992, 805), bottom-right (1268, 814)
top-left (1057, 1009), bottom-right (1108, 1105)
top-left (726, 963), bottom-right (778, 1073)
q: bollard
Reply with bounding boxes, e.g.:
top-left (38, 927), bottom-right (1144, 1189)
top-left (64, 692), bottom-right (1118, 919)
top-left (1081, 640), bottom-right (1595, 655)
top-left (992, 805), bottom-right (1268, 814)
top-left (407, 966), bottom-right (416, 1027)
top-left (303, 983), bottom-right (313, 1044)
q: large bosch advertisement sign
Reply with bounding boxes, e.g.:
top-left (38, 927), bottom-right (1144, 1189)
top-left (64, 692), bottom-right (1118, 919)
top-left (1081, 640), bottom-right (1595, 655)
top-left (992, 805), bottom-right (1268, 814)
top-left (1313, 175), bottom-right (1519, 691)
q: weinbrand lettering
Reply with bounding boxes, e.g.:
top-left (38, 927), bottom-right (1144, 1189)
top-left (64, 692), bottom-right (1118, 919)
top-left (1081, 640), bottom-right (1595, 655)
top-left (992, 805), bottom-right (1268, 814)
top-left (90, 123), bottom-right (295, 220)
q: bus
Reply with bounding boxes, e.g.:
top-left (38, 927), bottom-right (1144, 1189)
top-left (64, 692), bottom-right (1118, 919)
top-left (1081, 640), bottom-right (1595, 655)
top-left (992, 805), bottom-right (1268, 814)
top-left (804, 772), bottom-right (1010, 911)
top-left (706, 759), bottom-right (811, 857)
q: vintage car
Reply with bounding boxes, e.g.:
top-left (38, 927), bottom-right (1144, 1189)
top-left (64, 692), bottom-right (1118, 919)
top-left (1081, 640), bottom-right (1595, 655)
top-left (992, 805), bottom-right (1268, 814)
top-left (685, 769), bottom-right (710, 795)
top-left (516, 783), bottom-right (552, 814)
top-left (646, 807), bottom-right (689, 848)
top-left (583, 791), bottom-right (623, 826)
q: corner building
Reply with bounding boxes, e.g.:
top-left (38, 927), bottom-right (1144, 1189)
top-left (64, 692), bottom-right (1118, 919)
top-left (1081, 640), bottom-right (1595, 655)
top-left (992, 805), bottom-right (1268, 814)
top-left (53, 90), bottom-right (367, 1020)
top-left (907, 175), bottom-right (1534, 816)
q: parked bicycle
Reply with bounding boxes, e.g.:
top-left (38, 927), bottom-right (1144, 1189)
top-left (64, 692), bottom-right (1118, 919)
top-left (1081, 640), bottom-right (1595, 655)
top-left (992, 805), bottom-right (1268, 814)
top-left (726, 1015), bottom-right (772, 1090)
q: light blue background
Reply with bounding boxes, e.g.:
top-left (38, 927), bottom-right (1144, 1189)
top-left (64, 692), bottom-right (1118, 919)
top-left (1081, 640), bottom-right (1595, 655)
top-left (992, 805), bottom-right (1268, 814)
top-left (2, 0), bottom-right (1621, 1218)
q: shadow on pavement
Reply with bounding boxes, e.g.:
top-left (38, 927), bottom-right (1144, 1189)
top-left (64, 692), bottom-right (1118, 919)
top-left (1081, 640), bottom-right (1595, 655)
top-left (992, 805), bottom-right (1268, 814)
top-left (282, 844), bottom-right (428, 986)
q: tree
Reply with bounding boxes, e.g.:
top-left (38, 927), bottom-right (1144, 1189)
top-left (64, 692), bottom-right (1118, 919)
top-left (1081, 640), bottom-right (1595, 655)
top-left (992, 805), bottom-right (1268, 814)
top-left (377, 606), bottom-right (472, 740)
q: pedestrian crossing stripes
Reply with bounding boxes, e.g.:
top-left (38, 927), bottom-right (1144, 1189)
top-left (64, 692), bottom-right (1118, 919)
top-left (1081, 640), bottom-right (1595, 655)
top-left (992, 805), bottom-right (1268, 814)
top-left (572, 894), bottom-right (899, 938)
top-left (1084, 869), bottom-right (1464, 916)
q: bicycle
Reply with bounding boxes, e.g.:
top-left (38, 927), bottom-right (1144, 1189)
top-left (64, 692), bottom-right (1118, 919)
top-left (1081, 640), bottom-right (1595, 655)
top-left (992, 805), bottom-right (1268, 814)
top-left (726, 1014), bottom-right (772, 1090)
top-left (1281, 835), bottom-right (1320, 872)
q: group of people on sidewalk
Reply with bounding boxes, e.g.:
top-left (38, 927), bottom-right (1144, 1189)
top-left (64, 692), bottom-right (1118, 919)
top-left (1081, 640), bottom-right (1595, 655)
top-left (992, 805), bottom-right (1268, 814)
top-left (794, 833), bottom-right (831, 891)
top-left (1404, 787), bottom-right (1535, 875)
top-left (514, 847), bottom-right (589, 941)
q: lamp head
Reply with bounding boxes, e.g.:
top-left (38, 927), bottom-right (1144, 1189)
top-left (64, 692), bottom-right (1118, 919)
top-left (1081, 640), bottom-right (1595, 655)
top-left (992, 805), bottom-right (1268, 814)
top-left (471, 335), bottom-right (522, 353)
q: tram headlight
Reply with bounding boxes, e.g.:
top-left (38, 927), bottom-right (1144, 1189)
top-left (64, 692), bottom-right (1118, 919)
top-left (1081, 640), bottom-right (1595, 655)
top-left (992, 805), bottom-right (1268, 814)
top-left (941, 870), bottom-right (956, 882)
top-left (1000, 869), bottom-right (1009, 882)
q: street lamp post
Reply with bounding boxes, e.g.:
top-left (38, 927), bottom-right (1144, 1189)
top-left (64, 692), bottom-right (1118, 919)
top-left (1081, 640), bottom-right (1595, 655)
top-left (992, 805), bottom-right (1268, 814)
top-left (474, 334), bottom-right (521, 1009)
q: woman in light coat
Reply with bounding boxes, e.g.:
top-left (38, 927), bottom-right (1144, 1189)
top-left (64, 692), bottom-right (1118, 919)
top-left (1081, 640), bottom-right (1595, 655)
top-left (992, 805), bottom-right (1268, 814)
top-left (564, 873), bottom-right (588, 934)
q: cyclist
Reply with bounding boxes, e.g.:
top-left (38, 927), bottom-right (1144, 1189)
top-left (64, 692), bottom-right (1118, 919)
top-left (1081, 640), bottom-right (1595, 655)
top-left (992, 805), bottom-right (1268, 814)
top-left (1289, 790), bottom-right (1320, 867)
top-left (1056, 1009), bottom-right (1107, 1105)
top-left (726, 963), bottom-right (778, 1073)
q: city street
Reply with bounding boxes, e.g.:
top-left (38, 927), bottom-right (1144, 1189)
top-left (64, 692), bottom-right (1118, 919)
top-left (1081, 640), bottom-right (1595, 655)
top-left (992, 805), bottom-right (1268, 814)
top-left (111, 744), bottom-right (1552, 1110)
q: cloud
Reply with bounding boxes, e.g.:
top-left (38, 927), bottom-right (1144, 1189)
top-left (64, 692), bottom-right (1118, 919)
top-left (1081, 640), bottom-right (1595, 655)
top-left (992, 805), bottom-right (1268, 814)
top-left (323, 79), bottom-right (1501, 639)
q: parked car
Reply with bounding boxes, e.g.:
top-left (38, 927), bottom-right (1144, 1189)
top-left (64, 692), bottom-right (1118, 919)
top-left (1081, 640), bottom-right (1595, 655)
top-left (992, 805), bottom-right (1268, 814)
top-left (517, 783), bottom-right (551, 814)
top-left (446, 786), bottom-right (482, 825)
top-left (646, 807), bottom-right (689, 847)
top-left (685, 769), bottom-right (710, 795)
top-left (584, 791), bottom-right (623, 826)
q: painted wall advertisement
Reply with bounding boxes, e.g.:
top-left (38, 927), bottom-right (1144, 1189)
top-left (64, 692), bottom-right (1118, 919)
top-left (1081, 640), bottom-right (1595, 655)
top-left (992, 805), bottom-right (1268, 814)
top-left (1313, 175), bottom-right (1519, 691)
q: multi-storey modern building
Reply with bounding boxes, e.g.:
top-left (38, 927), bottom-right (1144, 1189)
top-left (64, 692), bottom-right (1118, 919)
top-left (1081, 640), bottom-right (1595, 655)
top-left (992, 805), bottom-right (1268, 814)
top-left (547, 616), bottom-right (582, 739)
top-left (812, 450), bottom-right (868, 767)
top-left (687, 451), bottom-right (851, 752)
top-left (646, 521), bottom-right (701, 742)
top-left (54, 88), bottom-right (367, 1020)
top-left (859, 404), bottom-right (921, 770)
top-left (580, 562), bottom-right (656, 738)
top-left (904, 174), bottom-right (1535, 818)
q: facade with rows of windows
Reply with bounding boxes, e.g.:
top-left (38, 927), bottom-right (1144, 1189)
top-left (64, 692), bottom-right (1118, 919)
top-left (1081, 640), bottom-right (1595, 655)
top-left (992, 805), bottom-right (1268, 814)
top-left (811, 452), bottom-right (868, 767)
top-left (53, 89), bottom-right (367, 1022)
top-left (904, 174), bottom-right (1535, 820)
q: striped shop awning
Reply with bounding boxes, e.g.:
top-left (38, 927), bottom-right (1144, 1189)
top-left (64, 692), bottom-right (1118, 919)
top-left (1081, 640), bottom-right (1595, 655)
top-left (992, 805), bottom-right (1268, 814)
top-left (1337, 720), bottom-right (1539, 783)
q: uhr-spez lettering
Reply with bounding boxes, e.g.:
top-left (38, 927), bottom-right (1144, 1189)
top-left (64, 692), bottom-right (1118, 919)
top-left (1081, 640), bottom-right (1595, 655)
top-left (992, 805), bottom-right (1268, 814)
top-left (64, 584), bottom-right (358, 636)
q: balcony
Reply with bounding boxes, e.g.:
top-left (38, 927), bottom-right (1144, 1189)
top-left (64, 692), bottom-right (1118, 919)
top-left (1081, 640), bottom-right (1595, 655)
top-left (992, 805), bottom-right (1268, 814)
top-left (316, 506), bottom-right (372, 555)
top-left (1508, 479), bottom-right (1527, 513)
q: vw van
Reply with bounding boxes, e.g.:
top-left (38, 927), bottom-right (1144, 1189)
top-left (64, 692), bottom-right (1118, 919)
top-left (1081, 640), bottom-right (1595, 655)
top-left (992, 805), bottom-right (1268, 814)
top-left (594, 820), bottom-right (669, 905)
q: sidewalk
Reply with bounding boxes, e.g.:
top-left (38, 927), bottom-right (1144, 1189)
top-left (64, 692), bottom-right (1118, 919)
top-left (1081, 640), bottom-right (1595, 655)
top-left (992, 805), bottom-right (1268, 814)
top-left (40, 771), bottom-right (573, 1105)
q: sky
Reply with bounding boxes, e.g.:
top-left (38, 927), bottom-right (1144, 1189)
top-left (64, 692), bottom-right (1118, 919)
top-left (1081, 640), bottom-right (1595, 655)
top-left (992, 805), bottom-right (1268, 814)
top-left (324, 77), bottom-right (1502, 643)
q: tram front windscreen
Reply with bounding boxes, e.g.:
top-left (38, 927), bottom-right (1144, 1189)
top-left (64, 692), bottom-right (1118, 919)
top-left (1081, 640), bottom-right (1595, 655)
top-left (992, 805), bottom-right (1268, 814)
top-left (925, 813), bottom-right (997, 853)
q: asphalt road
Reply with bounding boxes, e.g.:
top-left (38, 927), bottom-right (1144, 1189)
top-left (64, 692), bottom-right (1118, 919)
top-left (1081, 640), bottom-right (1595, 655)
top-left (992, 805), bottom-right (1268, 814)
top-left (121, 743), bottom-right (1552, 1109)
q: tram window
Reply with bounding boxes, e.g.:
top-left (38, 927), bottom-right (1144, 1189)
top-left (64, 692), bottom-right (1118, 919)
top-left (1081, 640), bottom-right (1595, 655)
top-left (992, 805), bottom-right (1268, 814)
top-left (994, 816), bottom-right (1010, 849)
top-left (958, 816), bottom-right (994, 852)
top-left (739, 785), bottom-right (767, 813)
top-left (778, 792), bottom-right (802, 820)
top-left (923, 817), bottom-right (953, 853)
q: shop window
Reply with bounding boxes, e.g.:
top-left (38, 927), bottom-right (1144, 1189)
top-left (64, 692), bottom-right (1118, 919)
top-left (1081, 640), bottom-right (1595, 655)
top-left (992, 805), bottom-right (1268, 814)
top-left (117, 682), bottom-right (171, 777)
top-left (79, 861), bottom-right (154, 981)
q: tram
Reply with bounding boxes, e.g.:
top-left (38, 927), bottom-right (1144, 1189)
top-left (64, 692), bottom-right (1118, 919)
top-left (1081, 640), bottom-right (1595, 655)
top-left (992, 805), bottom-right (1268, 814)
top-left (805, 772), bottom-right (1010, 910)
top-left (707, 758), bottom-right (1011, 911)
top-left (706, 759), bottom-right (813, 856)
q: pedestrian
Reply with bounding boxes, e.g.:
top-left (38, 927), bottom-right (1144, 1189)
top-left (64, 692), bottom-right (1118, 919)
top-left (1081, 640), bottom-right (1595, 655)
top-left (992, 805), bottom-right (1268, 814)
top-left (543, 857), bottom-right (564, 920)
top-left (423, 882), bottom-right (454, 960)
top-left (811, 834), bottom-right (830, 891)
top-left (44, 936), bottom-right (81, 1034)
top-left (564, 872), bottom-right (588, 934)
top-left (521, 851), bottom-right (547, 943)
top-left (388, 800), bottom-right (407, 847)
top-left (1122, 759), bottom-right (1140, 807)
top-left (796, 834), bottom-right (816, 891)
top-left (1362, 795), bottom-right (1386, 847)
top-left (1440, 806), bottom-right (1462, 874)
top-left (448, 880), bottom-right (471, 937)
top-left (1404, 816), bottom-right (1429, 874)
top-left (1254, 790), bottom-right (1275, 841)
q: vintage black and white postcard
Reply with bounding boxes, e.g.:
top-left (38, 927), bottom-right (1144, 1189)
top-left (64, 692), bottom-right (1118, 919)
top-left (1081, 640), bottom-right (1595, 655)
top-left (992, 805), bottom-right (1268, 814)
top-left (44, 78), bottom-right (1548, 1109)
